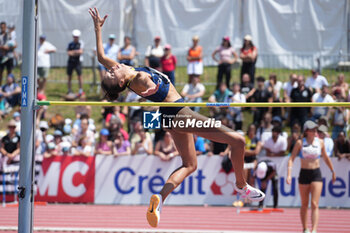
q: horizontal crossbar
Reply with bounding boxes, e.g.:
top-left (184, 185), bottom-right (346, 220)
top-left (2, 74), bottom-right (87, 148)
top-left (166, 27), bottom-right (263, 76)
top-left (37, 101), bottom-right (350, 107)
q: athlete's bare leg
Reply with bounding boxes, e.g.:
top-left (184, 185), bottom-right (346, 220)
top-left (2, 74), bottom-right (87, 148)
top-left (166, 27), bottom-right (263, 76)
top-left (299, 184), bottom-right (311, 232)
top-left (172, 107), bottom-right (246, 188)
top-left (310, 182), bottom-right (322, 232)
top-left (158, 130), bottom-right (197, 201)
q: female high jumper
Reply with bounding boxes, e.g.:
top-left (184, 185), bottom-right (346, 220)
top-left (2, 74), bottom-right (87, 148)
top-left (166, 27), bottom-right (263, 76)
top-left (89, 7), bottom-right (265, 228)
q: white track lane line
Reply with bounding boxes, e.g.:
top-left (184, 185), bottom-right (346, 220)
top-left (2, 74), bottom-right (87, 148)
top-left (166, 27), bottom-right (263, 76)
top-left (0, 226), bottom-right (297, 233)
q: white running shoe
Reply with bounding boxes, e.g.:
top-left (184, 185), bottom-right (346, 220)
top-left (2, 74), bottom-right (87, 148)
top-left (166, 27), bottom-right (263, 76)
top-left (146, 194), bottom-right (162, 227)
top-left (235, 184), bottom-right (265, 202)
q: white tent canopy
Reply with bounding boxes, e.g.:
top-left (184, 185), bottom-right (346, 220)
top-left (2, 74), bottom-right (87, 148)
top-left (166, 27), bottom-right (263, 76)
top-left (1, 0), bottom-right (348, 68)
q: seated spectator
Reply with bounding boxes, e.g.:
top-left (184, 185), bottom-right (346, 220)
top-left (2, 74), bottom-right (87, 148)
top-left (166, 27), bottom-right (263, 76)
top-left (210, 117), bottom-right (230, 155)
top-left (35, 120), bottom-right (49, 160)
top-left (60, 141), bottom-right (72, 156)
top-left (130, 121), bottom-right (151, 149)
top-left (73, 136), bottom-right (93, 156)
top-left (154, 131), bottom-right (178, 161)
top-left (227, 83), bottom-right (245, 130)
top-left (331, 98), bottom-right (349, 140)
top-left (311, 85), bottom-right (334, 121)
top-left (263, 126), bottom-right (287, 157)
top-left (317, 125), bottom-right (333, 157)
top-left (256, 112), bottom-right (273, 141)
top-left (13, 111), bottom-right (20, 133)
top-left (317, 115), bottom-right (329, 128)
top-left (251, 76), bottom-right (273, 125)
top-left (124, 90), bottom-right (142, 121)
top-left (334, 132), bottom-right (350, 160)
top-left (75, 93), bottom-right (91, 119)
top-left (53, 130), bottom-right (65, 155)
top-left (283, 73), bottom-right (298, 124)
top-left (108, 117), bottom-right (129, 141)
top-left (181, 75), bottom-right (205, 112)
top-left (105, 106), bottom-right (126, 127)
top-left (265, 73), bottom-right (283, 118)
top-left (1, 120), bottom-right (20, 164)
top-left (332, 73), bottom-right (348, 100)
top-left (290, 75), bottom-right (312, 128)
top-left (113, 132), bottom-right (131, 156)
top-left (305, 69), bottom-right (328, 93)
top-left (283, 73), bottom-right (298, 102)
top-left (240, 73), bottom-right (255, 101)
top-left (101, 104), bottom-right (115, 122)
top-left (244, 124), bottom-right (262, 186)
top-left (193, 135), bottom-right (206, 155)
top-left (0, 73), bottom-right (21, 109)
top-left (287, 123), bottom-right (302, 154)
top-left (44, 142), bottom-right (57, 158)
top-left (265, 73), bottom-right (282, 101)
top-left (62, 123), bottom-right (73, 144)
top-left (131, 130), bottom-right (153, 156)
top-left (72, 113), bottom-right (95, 135)
top-left (208, 82), bottom-right (232, 117)
top-left (72, 116), bottom-right (95, 148)
top-left (255, 160), bottom-right (278, 209)
top-left (95, 128), bottom-right (113, 155)
top-left (260, 116), bottom-right (288, 143)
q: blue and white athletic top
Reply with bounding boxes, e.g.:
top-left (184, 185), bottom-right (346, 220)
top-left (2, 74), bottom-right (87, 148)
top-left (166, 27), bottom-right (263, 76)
top-left (299, 137), bottom-right (321, 160)
top-left (129, 67), bottom-right (170, 102)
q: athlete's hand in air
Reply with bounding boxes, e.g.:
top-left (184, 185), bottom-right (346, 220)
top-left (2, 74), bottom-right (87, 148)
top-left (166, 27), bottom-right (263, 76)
top-left (141, 83), bottom-right (160, 97)
top-left (88, 7), bottom-right (108, 29)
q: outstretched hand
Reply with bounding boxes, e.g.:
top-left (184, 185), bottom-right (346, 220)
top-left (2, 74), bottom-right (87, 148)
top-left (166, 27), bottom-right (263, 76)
top-left (88, 7), bottom-right (108, 29)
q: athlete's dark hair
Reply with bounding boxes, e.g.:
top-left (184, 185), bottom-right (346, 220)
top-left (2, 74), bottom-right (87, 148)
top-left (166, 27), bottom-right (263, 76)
top-left (101, 78), bottom-right (127, 101)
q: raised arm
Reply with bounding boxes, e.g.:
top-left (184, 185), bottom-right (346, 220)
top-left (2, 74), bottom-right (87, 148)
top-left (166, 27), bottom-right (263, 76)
top-left (89, 7), bottom-right (118, 70)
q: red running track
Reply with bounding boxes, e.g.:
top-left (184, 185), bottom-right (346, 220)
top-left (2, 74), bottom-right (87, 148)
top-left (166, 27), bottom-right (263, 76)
top-left (0, 204), bottom-right (349, 233)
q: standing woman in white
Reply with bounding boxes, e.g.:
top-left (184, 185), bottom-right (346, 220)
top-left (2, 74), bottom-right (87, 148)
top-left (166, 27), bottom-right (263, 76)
top-left (287, 120), bottom-right (336, 233)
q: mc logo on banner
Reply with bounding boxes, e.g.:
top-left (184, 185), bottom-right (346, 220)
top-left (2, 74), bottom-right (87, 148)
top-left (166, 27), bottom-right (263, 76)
top-left (36, 156), bottom-right (95, 203)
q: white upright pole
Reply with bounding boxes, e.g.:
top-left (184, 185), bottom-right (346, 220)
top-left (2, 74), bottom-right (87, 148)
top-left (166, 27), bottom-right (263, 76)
top-left (18, 0), bottom-right (37, 232)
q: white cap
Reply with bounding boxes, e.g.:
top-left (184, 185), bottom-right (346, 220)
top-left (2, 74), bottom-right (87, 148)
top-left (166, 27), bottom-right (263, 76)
top-left (39, 121), bottom-right (49, 129)
top-left (256, 162), bottom-right (268, 179)
top-left (48, 142), bottom-right (56, 150)
top-left (65, 118), bottom-right (72, 125)
top-left (244, 34), bottom-right (252, 41)
top-left (72, 29), bottom-right (81, 37)
top-left (303, 120), bottom-right (318, 131)
top-left (45, 134), bottom-right (54, 142)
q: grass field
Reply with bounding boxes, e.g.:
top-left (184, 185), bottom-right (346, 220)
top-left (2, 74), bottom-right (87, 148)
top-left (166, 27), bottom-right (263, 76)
top-left (7, 66), bottom-right (350, 132)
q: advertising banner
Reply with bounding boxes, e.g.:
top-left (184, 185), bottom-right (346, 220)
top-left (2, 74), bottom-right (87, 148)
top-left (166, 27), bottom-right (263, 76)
top-left (35, 155), bottom-right (350, 207)
top-left (94, 155), bottom-right (350, 207)
top-left (36, 156), bottom-right (95, 203)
